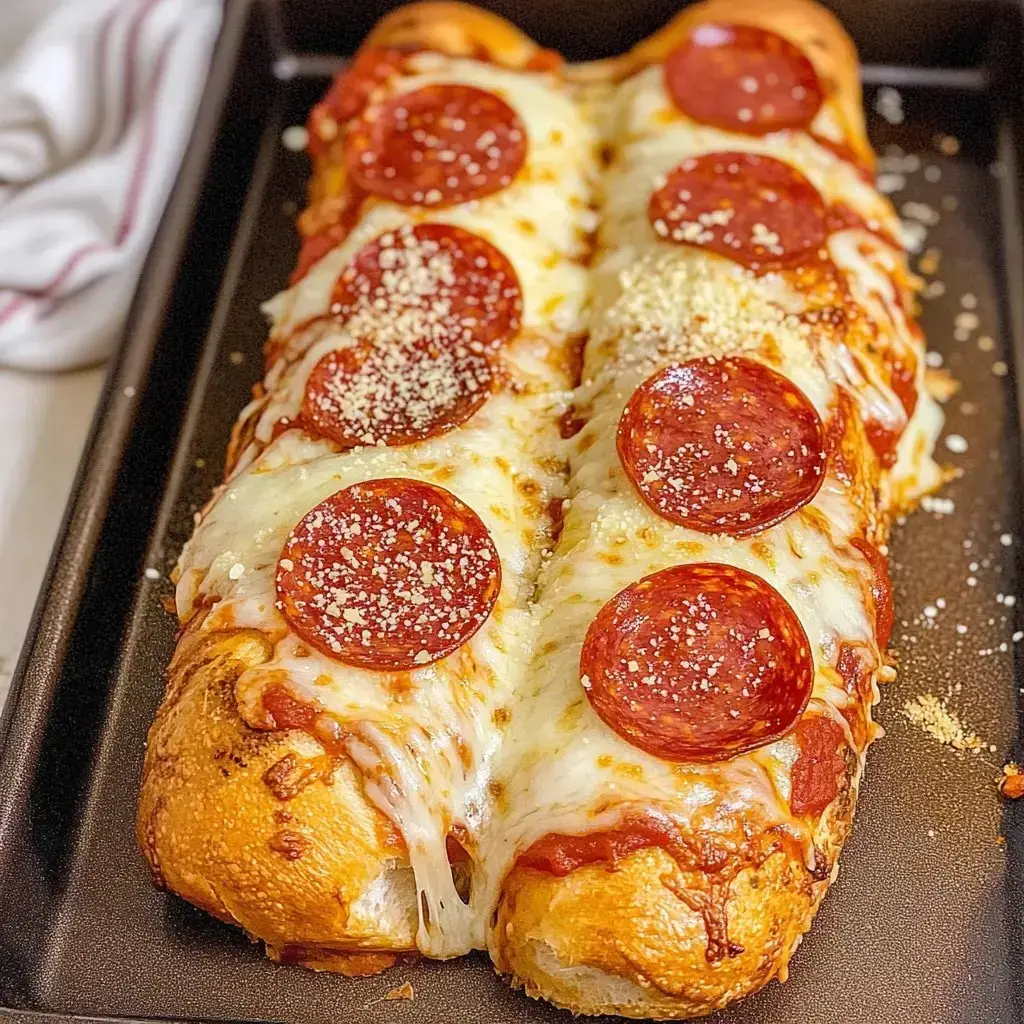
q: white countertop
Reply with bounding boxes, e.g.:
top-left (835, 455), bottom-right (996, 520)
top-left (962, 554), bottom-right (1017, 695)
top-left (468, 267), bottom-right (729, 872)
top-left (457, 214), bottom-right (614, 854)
top-left (0, 367), bottom-right (105, 709)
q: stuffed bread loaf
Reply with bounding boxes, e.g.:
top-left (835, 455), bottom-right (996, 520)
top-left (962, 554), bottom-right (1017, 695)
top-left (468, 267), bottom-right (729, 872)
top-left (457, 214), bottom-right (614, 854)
top-left (138, 0), bottom-right (943, 1015)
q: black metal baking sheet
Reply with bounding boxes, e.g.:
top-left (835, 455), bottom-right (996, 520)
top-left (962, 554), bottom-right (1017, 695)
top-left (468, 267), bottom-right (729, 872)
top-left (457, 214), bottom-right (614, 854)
top-left (0, 0), bottom-right (1022, 1021)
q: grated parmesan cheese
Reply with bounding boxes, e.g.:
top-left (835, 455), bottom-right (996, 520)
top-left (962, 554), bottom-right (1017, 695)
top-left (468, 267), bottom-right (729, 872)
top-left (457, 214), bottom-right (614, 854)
top-left (902, 694), bottom-right (986, 753)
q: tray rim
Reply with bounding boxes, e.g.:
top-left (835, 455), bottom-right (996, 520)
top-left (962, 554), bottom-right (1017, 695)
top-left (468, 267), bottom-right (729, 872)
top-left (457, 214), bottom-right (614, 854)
top-left (1, 0), bottom-right (1023, 1020)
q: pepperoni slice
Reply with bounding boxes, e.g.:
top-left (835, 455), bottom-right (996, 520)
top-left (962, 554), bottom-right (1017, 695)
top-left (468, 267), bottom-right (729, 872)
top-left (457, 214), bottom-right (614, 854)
top-left (664, 23), bottom-right (823, 135)
top-left (301, 334), bottom-right (494, 448)
top-left (345, 84), bottom-right (527, 206)
top-left (851, 538), bottom-right (893, 649)
top-left (276, 479), bottom-right (501, 670)
top-left (649, 152), bottom-right (828, 272)
top-left (617, 357), bottom-right (826, 536)
top-left (789, 715), bottom-right (846, 816)
top-left (580, 564), bottom-right (813, 762)
top-left (331, 224), bottom-right (522, 352)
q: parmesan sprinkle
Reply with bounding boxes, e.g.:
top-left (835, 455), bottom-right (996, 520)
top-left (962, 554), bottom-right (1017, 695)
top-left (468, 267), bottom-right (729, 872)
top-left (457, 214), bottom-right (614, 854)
top-left (874, 87), bottom-right (904, 125)
top-left (276, 482), bottom-right (499, 666)
top-left (587, 251), bottom-right (796, 382)
top-left (902, 694), bottom-right (986, 753)
top-left (384, 982), bottom-right (416, 1002)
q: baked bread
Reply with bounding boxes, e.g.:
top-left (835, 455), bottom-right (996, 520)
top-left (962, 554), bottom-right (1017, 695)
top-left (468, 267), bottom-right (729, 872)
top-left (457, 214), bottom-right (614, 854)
top-left (138, 0), bottom-right (944, 1013)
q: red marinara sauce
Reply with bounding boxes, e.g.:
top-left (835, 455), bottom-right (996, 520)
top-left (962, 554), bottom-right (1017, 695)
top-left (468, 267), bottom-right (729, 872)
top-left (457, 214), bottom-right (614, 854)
top-left (851, 537), bottom-right (894, 649)
top-left (516, 812), bottom-right (683, 876)
top-left (308, 46), bottom-right (412, 158)
top-left (826, 202), bottom-right (900, 249)
top-left (263, 685), bottom-right (320, 732)
top-left (789, 715), bottom-right (846, 817)
top-left (261, 685), bottom-right (348, 757)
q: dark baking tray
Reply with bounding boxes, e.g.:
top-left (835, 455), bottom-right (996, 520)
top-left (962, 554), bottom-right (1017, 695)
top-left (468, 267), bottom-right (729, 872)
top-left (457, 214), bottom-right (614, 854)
top-left (1, 0), bottom-right (1022, 1021)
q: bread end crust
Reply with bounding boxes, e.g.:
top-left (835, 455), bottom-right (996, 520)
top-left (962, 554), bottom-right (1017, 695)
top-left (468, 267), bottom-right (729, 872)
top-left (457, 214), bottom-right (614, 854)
top-left (492, 843), bottom-right (819, 1019)
top-left (491, 757), bottom-right (860, 1019)
top-left (137, 627), bottom-right (417, 964)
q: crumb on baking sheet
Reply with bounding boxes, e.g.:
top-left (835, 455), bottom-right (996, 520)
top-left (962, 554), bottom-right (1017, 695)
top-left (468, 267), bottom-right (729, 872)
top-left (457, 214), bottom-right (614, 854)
top-left (384, 981), bottom-right (416, 1001)
top-left (281, 125), bottom-right (309, 152)
top-left (998, 763), bottom-right (1024, 799)
top-left (874, 86), bottom-right (904, 125)
top-left (917, 246), bottom-right (941, 275)
top-left (902, 693), bottom-right (987, 753)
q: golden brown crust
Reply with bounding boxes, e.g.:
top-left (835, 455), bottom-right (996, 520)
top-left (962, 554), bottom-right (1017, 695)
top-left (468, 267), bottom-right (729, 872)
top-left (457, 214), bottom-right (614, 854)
top-left (137, 627), bottom-right (417, 964)
top-left (365, 2), bottom-right (542, 68)
top-left (495, 847), bottom-right (821, 1019)
top-left (492, 756), bottom-right (860, 1018)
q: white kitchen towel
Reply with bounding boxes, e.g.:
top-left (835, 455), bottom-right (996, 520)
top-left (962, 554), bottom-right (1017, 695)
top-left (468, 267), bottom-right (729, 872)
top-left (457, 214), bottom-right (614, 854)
top-left (0, 0), bottom-right (221, 371)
